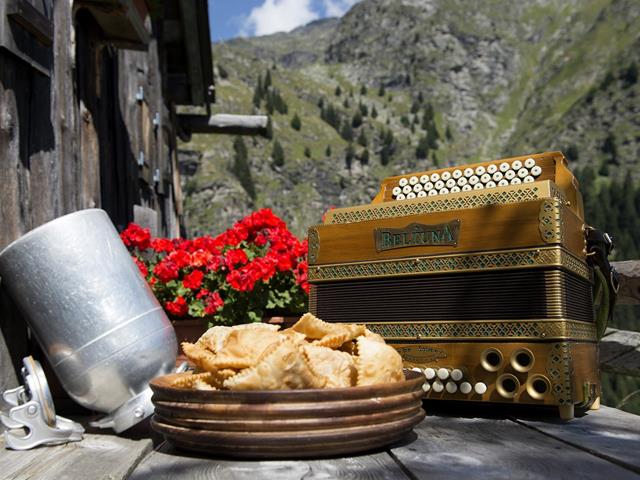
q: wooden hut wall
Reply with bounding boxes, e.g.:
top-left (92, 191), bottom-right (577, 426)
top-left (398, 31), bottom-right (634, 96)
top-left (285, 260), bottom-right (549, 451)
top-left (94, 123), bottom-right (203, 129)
top-left (0, 2), bottom-right (181, 389)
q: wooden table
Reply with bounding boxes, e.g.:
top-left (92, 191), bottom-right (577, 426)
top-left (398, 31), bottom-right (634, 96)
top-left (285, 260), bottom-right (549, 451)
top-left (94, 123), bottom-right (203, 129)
top-left (1, 405), bottom-right (639, 479)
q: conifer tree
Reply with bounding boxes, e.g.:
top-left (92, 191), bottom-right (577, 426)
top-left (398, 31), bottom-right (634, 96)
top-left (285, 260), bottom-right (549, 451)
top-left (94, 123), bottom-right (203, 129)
top-left (343, 97), bottom-right (350, 108)
top-left (360, 84), bottom-right (367, 95)
top-left (335, 85), bottom-right (342, 96)
top-left (359, 102), bottom-right (368, 117)
top-left (416, 135), bottom-right (429, 159)
top-left (272, 140), bottom-right (285, 167)
top-left (341, 122), bottom-right (354, 142)
top-left (371, 106), bottom-right (378, 118)
top-left (232, 136), bottom-right (256, 200)
top-left (291, 112), bottom-right (301, 131)
top-left (360, 148), bottom-right (369, 165)
top-left (304, 146), bottom-right (311, 158)
top-left (325, 145), bottom-right (332, 157)
top-left (345, 143), bottom-right (354, 170)
top-left (264, 69), bottom-right (272, 89)
top-left (378, 84), bottom-right (385, 97)
top-left (352, 110), bottom-right (363, 128)
top-left (357, 129), bottom-right (367, 147)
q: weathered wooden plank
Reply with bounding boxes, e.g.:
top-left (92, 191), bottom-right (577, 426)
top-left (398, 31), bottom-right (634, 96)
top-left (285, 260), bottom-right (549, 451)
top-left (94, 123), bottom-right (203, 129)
top-left (612, 261), bottom-right (640, 305)
top-left (129, 441), bottom-right (408, 480)
top-left (599, 328), bottom-right (640, 376)
top-left (0, 433), bottom-right (152, 480)
top-left (389, 414), bottom-right (639, 479)
top-left (179, 114), bottom-right (269, 136)
top-left (515, 406), bottom-right (640, 474)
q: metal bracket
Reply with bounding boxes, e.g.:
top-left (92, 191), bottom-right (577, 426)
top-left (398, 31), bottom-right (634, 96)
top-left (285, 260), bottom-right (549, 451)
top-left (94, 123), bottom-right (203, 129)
top-left (1, 357), bottom-right (84, 450)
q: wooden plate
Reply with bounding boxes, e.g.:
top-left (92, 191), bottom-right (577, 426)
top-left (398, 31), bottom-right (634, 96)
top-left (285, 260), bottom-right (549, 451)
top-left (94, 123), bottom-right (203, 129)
top-left (149, 370), bottom-right (425, 459)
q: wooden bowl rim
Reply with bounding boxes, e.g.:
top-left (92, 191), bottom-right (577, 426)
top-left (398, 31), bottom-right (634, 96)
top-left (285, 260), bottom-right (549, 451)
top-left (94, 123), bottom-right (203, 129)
top-left (150, 369), bottom-right (424, 402)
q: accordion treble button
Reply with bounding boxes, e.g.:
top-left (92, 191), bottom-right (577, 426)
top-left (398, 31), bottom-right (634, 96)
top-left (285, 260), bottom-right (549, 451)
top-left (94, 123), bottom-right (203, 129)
top-left (460, 382), bottom-right (472, 394)
top-left (432, 380), bottom-right (444, 393)
top-left (450, 369), bottom-right (463, 381)
top-left (424, 368), bottom-right (436, 380)
top-left (422, 382), bottom-right (431, 393)
top-left (474, 382), bottom-right (488, 395)
top-left (446, 382), bottom-right (458, 394)
top-left (437, 368), bottom-right (450, 380)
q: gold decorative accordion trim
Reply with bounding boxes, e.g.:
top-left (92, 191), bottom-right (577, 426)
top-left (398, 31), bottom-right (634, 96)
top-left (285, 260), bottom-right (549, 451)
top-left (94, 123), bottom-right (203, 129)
top-left (365, 320), bottom-right (597, 342)
top-left (326, 181), bottom-right (566, 224)
top-left (308, 246), bottom-right (591, 282)
top-left (308, 227), bottom-right (319, 265)
top-left (539, 198), bottom-right (564, 244)
top-left (548, 342), bottom-right (573, 405)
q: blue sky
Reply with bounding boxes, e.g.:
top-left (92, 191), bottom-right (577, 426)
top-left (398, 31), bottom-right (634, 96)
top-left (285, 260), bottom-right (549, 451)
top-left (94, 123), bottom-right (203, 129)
top-left (208, 0), bottom-right (359, 42)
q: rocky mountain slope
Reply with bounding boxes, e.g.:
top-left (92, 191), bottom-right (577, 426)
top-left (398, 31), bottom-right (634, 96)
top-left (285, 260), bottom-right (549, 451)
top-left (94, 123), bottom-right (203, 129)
top-left (180, 0), bottom-right (640, 239)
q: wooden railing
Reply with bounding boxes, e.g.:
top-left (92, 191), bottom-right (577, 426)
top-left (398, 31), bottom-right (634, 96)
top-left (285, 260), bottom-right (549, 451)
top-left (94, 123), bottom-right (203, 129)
top-left (599, 261), bottom-right (640, 378)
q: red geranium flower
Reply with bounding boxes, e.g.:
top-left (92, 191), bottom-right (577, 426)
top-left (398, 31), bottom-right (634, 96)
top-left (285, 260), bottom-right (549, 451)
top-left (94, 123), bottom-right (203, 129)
top-left (183, 269), bottom-right (204, 290)
top-left (154, 260), bottom-right (179, 282)
top-left (225, 248), bottom-right (248, 268)
top-left (120, 223), bottom-right (151, 250)
top-left (167, 250), bottom-right (191, 269)
top-left (204, 292), bottom-right (224, 315)
top-left (165, 296), bottom-right (188, 317)
top-left (133, 256), bottom-right (148, 277)
top-left (151, 238), bottom-right (175, 253)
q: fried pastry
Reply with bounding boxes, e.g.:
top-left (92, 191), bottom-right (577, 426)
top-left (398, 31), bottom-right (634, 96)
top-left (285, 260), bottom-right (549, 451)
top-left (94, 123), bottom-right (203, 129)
top-left (212, 329), bottom-right (284, 369)
top-left (303, 344), bottom-right (357, 388)
top-left (171, 372), bottom-right (216, 389)
top-left (181, 342), bottom-right (220, 373)
top-left (223, 340), bottom-right (327, 390)
top-left (355, 336), bottom-right (404, 386)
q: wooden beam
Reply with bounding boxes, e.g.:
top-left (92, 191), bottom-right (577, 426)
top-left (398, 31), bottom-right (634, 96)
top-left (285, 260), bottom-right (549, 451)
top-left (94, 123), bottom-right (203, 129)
top-left (600, 328), bottom-right (640, 377)
top-left (612, 260), bottom-right (640, 305)
top-left (178, 0), bottom-right (204, 105)
top-left (178, 114), bottom-right (269, 136)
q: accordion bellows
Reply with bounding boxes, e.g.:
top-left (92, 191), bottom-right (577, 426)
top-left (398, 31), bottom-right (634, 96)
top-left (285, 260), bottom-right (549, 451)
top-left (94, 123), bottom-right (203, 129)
top-left (308, 151), bottom-right (599, 420)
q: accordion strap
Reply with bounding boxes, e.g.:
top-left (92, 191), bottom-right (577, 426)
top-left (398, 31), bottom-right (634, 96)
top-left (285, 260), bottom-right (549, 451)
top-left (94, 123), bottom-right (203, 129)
top-left (586, 227), bottom-right (618, 339)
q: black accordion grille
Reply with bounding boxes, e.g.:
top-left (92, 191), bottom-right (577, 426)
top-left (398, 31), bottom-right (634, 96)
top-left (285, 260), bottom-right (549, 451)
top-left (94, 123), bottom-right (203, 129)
top-left (309, 269), bottom-right (593, 323)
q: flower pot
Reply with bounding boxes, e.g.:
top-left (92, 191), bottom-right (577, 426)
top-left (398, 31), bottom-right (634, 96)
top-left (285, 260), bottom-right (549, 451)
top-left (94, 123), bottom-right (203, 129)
top-left (172, 318), bottom-right (207, 366)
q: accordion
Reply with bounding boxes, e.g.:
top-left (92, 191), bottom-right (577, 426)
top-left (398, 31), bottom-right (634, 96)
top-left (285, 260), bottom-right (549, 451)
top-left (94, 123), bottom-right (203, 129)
top-left (308, 151), bottom-right (599, 420)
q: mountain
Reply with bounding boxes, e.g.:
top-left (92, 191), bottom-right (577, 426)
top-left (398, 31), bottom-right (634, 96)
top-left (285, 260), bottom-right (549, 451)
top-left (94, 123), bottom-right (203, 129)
top-left (180, 0), bottom-right (640, 240)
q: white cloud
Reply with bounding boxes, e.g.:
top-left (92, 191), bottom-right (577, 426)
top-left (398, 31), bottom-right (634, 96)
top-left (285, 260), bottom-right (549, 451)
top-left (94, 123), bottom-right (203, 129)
top-left (242, 0), bottom-right (320, 36)
top-left (322, 0), bottom-right (359, 17)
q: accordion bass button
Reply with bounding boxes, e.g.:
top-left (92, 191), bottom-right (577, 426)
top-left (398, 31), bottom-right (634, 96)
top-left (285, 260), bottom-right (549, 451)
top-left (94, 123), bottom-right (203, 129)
top-left (428, 190), bottom-right (438, 196)
top-left (525, 158), bottom-right (536, 168)
top-left (439, 187), bottom-right (449, 195)
top-left (392, 186), bottom-right (402, 196)
top-left (510, 178), bottom-right (522, 185)
top-left (462, 184), bottom-right (473, 192)
top-left (430, 173), bottom-right (440, 182)
top-left (518, 168), bottom-right (529, 178)
top-left (480, 173), bottom-right (492, 183)
top-left (413, 183), bottom-right (423, 192)
top-left (399, 177), bottom-right (408, 187)
top-left (406, 192), bottom-right (417, 199)
top-left (524, 176), bottom-right (535, 183)
top-left (531, 165), bottom-right (542, 177)
top-left (424, 368), bottom-right (436, 380)
top-left (450, 369), bottom-right (464, 381)
top-left (446, 382), bottom-right (458, 394)
top-left (424, 182), bottom-right (434, 191)
top-left (487, 164), bottom-right (498, 174)
top-left (468, 175), bottom-right (479, 185)
top-left (417, 191), bottom-right (427, 197)
top-left (464, 167), bottom-right (474, 177)
top-left (450, 186), bottom-right (461, 193)
top-left (460, 382), bottom-right (472, 394)
top-left (437, 368), bottom-right (450, 380)
top-left (452, 169), bottom-right (463, 179)
top-left (475, 165), bottom-right (486, 175)
top-left (504, 170), bottom-right (516, 180)
top-left (446, 179), bottom-right (456, 188)
top-left (441, 170), bottom-right (452, 181)
top-left (474, 382), bottom-right (488, 395)
top-left (434, 180), bottom-right (445, 190)
top-left (409, 176), bottom-right (419, 185)
top-left (498, 179), bottom-right (509, 187)
top-left (457, 176), bottom-right (468, 186)
top-left (403, 185), bottom-right (413, 194)
top-left (485, 181), bottom-right (496, 189)
top-left (511, 160), bottom-right (523, 171)
top-left (492, 171), bottom-right (503, 181)
top-left (432, 380), bottom-right (444, 393)
top-left (420, 174), bottom-right (430, 184)
top-left (473, 183), bottom-right (484, 190)
top-left (499, 162), bottom-right (510, 172)
top-left (396, 193), bottom-right (406, 200)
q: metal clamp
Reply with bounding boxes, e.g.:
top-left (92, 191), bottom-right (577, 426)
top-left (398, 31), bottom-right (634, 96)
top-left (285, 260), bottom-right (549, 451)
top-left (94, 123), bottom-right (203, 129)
top-left (1, 357), bottom-right (84, 450)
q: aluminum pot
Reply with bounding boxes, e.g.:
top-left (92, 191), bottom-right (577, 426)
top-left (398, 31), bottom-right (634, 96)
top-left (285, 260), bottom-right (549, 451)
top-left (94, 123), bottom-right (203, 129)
top-left (0, 209), bottom-right (177, 432)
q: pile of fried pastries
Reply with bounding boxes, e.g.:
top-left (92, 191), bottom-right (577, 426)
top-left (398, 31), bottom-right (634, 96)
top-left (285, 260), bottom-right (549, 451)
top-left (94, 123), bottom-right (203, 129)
top-left (175, 313), bottom-right (405, 391)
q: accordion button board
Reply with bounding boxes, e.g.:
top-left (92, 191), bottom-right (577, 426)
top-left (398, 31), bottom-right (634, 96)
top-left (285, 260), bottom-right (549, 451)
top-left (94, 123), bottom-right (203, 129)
top-left (309, 151), bottom-right (599, 420)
